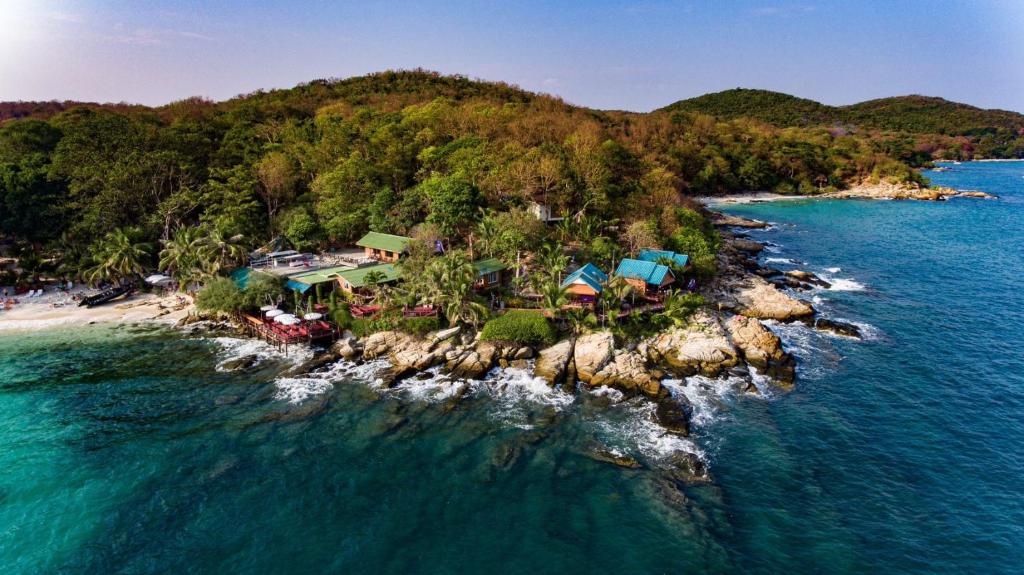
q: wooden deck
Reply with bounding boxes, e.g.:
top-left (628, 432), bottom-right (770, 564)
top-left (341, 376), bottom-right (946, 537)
top-left (241, 314), bottom-right (339, 354)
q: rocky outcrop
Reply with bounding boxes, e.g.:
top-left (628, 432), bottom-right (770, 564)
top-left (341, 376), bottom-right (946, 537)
top-left (590, 351), bottom-right (662, 398)
top-left (726, 315), bottom-right (795, 386)
top-left (784, 270), bottom-right (831, 288)
top-left (732, 239), bottom-right (765, 254)
top-left (654, 395), bottom-right (693, 436)
top-left (733, 276), bottom-right (814, 321)
top-left (445, 341), bottom-right (498, 379)
top-left (954, 190), bottom-right (997, 199)
top-left (712, 213), bottom-right (769, 229)
top-left (645, 312), bottom-right (739, 377)
top-left (535, 339), bottom-right (574, 385)
top-left (813, 317), bottom-right (862, 338)
top-left (332, 337), bottom-right (362, 361)
top-left (361, 331), bottom-right (417, 359)
top-left (823, 182), bottom-right (996, 201)
top-left (573, 331), bottom-right (615, 384)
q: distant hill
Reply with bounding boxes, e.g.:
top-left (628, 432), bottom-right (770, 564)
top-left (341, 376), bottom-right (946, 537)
top-left (660, 88), bottom-right (1024, 136)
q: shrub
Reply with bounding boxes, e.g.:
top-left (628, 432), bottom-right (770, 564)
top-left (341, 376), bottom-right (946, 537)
top-left (242, 272), bottom-right (285, 309)
top-left (196, 277), bottom-right (244, 315)
top-left (480, 310), bottom-right (557, 346)
top-left (401, 316), bottom-right (440, 335)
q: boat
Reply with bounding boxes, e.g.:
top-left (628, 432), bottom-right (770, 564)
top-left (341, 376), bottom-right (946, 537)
top-left (78, 284), bottom-right (134, 308)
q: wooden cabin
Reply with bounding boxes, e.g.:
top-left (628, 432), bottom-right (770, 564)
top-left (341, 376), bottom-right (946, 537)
top-left (356, 232), bottom-right (412, 263)
top-left (335, 263), bottom-right (400, 295)
top-left (560, 263), bottom-right (608, 306)
top-left (614, 258), bottom-right (674, 296)
top-left (472, 258), bottom-right (508, 290)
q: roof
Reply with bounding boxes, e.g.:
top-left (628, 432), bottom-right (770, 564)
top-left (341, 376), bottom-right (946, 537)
top-left (286, 265), bottom-right (354, 287)
top-left (356, 231), bottom-right (412, 253)
top-left (638, 248), bottom-right (689, 268)
top-left (561, 263), bottom-right (608, 293)
top-left (336, 263), bottom-right (400, 289)
top-left (614, 258), bottom-right (673, 285)
top-left (473, 258), bottom-right (507, 276)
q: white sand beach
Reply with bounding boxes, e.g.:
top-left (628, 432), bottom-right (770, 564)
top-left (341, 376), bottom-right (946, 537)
top-left (0, 292), bottom-right (194, 332)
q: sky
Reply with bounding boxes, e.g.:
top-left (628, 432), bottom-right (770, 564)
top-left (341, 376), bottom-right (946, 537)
top-left (2, 0), bottom-right (1023, 112)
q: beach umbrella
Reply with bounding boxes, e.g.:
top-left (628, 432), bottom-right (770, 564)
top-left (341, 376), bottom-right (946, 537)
top-left (265, 309), bottom-right (285, 318)
top-left (275, 314), bottom-right (299, 324)
top-left (260, 304), bottom-right (278, 312)
top-left (303, 312), bottom-right (323, 321)
top-left (144, 274), bottom-right (173, 286)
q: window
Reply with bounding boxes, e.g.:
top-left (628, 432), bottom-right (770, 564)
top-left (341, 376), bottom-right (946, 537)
top-left (487, 272), bottom-right (499, 284)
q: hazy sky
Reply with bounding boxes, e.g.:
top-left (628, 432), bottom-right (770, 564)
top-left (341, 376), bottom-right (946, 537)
top-left (2, 0), bottom-right (1023, 112)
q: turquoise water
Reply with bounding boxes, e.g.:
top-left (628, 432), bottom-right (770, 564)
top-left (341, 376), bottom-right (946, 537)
top-left (2, 162), bottom-right (1023, 573)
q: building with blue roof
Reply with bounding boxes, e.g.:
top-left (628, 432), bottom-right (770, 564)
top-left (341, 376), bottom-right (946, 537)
top-left (561, 263), bottom-right (608, 305)
top-left (638, 248), bottom-right (689, 269)
top-left (614, 258), bottom-right (675, 295)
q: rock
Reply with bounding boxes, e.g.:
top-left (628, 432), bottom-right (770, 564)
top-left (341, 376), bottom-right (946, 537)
top-left (573, 331), bottom-right (615, 384)
top-left (646, 312), bottom-right (739, 377)
top-left (785, 270), bottom-right (831, 288)
top-left (814, 317), bottom-right (862, 338)
top-left (955, 190), bottom-right (997, 199)
top-left (431, 326), bottom-right (461, 343)
top-left (391, 346), bottom-right (439, 372)
top-left (590, 352), bottom-right (661, 397)
top-left (332, 338), bottom-right (362, 361)
top-left (661, 451), bottom-right (709, 484)
top-left (585, 448), bottom-right (642, 469)
top-left (362, 331), bottom-right (417, 359)
top-left (535, 339), bottom-right (574, 385)
top-left (654, 395), bottom-right (693, 436)
top-left (754, 266), bottom-right (783, 277)
top-left (732, 239), bottom-right (765, 254)
top-left (446, 341), bottom-right (498, 379)
top-left (513, 346), bottom-right (534, 360)
top-left (733, 277), bottom-right (814, 321)
top-left (220, 354), bottom-right (259, 371)
top-left (726, 315), bottom-right (796, 386)
top-left (712, 213), bottom-right (769, 229)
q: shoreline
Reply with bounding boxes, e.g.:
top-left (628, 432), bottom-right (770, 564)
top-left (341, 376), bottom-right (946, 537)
top-left (702, 181), bottom-right (998, 205)
top-left (0, 293), bottom-right (193, 333)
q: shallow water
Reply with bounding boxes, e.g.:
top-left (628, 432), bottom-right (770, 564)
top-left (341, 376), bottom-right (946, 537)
top-left (1, 162), bottom-right (1023, 573)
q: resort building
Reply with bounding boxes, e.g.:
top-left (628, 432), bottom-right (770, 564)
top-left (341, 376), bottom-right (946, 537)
top-left (614, 258), bottom-right (674, 296)
top-left (335, 263), bottom-right (400, 295)
top-left (561, 263), bottom-right (608, 306)
top-left (472, 258), bottom-right (508, 290)
top-left (356, 232), bottom-right (412, 263)
top-left (284, 265), bottom-right (353, 295)
top-left (528, 202), bottom-right (564, 223)
top-left (637, 248), bottom-right (689, 270)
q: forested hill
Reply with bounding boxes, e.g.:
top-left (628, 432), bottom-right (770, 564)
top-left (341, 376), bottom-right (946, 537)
top-left (0, 69), bottom-right (1002, 269)
top-left (661, 88), bottom-right (1024, 158)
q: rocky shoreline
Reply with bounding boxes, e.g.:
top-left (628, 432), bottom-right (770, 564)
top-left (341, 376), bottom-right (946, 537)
top-left (203, 211), bottom-right (866, 483)
top-left (706, 182), bottom-right (998, 204)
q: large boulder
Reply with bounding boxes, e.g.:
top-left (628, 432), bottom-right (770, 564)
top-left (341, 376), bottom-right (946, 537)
top-left (647, 312), bottom-right (739, 377)
top-left (589, 352), bottom-right (662, 397)
top-left (362, 331), bottom-right (418, 359)
top-left (726, 315), bottom-right (795, 386)
top-left (331, 337), bottom-right (362, 361)
top-left (534, 339), bottom-right (574, 385)
top-left (655, 395), bottom-right (693, 436)
top-left (733, 277), bottom-right (814, 321)
top-left (573, 331), bottom-right (615, 384)
top-left (446, 341), bottom-right (499, 380)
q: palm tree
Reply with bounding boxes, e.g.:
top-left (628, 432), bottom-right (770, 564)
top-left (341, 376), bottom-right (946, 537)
top-left (599, 276), bottom-right (633, 326)
top-left (159, 227), bottom-right (205, 289)
top-left (473, 209), bottom-right (498, 258)
top-left (537, 242), bottom-right (569, 284)
top-left (658, 290), bottom-right (704, 327)
top-left (199, 228), bottom-right (247, 276)
top-left (363, 270), bottom-right (387, 303)
top-left (565, 306), bottom-right (597, 336)
top-left (424, 253), bottom-right (488, 328)
top-left (540, 281), bottom-right (568, 317)
top-left (86, 228), bottom-right (152, 284)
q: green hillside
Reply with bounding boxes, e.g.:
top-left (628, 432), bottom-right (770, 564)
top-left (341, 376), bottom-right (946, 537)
top-left (659, 88), bottom-right (838, 127)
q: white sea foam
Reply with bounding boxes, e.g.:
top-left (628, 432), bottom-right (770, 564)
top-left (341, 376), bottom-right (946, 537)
top-left (825, 267), bottom-right (842, 273)
top-left (483, 365), bottom-right (574, 410)
top-left (763, 244), bottom-right (783, 254)
top-left (594, 400), bottom-right (702, 461)
top-left (765, 257), bottom-right (798, 265)
top-left (824, 278), bottom-right (867, 291)
top-left (211, 336), bottom-right (313, 371)
top-left (272, 358), bottom-right (389, 404)
top-left (273, 376), bottom-right (334, 403)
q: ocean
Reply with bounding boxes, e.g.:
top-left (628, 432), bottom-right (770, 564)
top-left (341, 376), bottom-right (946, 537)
top-left (1, 161), bottom-right (1022, 574)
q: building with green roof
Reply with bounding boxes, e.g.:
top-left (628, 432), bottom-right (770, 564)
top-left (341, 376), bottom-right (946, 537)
top-left (614, 258), bottom-right (675, 295)
top-left (284, 265), bottom-right (354, 294)
top-left (472, 258), bottom-right (508, 290)
top-left (356, 232), bottom-right (412, 262)
top-left (335, 263), bottom-right (400, 293)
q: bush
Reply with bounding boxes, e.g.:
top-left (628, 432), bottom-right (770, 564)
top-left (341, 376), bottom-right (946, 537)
top-left (668, 226), bottom-right (720, 278)
top-left (401, 316), bottom-right (440, 335)
top-left (480, 310), bottom-right (557, 346)
top-left (243, 272), bottom-right (285, 309)
top-left (196, 277), bottom-right (244, 315)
